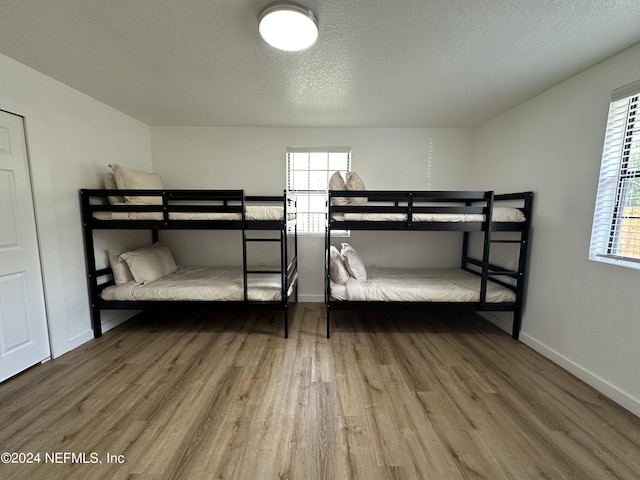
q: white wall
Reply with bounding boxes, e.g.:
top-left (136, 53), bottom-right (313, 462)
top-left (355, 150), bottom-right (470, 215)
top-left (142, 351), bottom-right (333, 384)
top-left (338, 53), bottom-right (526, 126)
top-left (472, 43), bottom-right (640, 416)
top-left (150, 127), bottom-right (474, 300)
top-left (0, 53), bottom-right (153, 358)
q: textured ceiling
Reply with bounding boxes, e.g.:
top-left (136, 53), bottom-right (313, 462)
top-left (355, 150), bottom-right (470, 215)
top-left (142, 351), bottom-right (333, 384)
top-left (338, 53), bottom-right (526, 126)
top-left (2, 0), bottom-right (640, 128)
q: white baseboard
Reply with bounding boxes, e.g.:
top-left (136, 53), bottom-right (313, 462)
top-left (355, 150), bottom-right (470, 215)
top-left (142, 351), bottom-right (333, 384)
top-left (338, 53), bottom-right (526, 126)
top-left (520, 332), bottom-right (640, 418)
top-left (296, 294), bottom-right (324, 303)
top-left (102, 310), bottom-right (141, 333)
top-left (478, 312), bottom-right (511, 333)
top-left (480, 312), bottom-right (640, 418)
top-left (64, 330), bottom-right (94, 356)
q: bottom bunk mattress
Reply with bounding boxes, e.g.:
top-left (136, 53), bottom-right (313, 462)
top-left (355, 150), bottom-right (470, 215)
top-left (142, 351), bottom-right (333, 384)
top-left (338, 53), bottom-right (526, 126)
top-left (330, 267), bottom-right (516, 303)
top-left (101, 265), bottom-right (289, 302)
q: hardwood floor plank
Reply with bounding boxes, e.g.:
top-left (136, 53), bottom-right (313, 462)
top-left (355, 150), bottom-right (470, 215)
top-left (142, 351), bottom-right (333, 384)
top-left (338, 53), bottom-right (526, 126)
top-left (341, 415), bottom-right (382, 480)
top-left (1, 305), bottom-right (639, 479)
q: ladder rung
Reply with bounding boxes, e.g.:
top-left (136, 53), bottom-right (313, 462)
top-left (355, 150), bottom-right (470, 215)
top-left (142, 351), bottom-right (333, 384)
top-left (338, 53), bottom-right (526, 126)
top-left (247, 270), bottom-right (281, 274)
top-left (490, 239), bottom-right (523, 244)
top-left (487, 270), bottom-right (519, 277)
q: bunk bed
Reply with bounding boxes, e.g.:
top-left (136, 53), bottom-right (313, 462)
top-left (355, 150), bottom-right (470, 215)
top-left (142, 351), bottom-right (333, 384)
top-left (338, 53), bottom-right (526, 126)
top-left (325, 190), bottom-right (533, 339)
top-left (80, 188), bottom-right (298, 338)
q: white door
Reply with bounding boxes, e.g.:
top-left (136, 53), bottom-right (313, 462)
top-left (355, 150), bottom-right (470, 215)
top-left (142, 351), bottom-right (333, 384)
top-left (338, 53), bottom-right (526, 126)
top-left (0, 110), bottom-right (50, 382)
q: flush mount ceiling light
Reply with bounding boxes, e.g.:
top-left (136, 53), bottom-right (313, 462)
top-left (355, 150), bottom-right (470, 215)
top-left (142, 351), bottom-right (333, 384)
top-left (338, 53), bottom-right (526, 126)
top-left (258, 2), bottom-right (318, 52)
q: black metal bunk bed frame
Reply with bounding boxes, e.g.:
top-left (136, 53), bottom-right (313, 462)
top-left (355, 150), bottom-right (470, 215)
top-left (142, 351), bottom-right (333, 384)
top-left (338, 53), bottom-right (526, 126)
top-left (325, 190), bottom-right (533, 339)
top-left (80, 188), bottom-right (298, 338)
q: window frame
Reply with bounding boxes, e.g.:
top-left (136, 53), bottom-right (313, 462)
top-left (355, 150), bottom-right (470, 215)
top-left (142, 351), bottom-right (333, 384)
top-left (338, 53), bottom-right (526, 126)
top-left (286, 146), bottom-right (351, 236)
top-left (590, 80), bottom-right (640, 269)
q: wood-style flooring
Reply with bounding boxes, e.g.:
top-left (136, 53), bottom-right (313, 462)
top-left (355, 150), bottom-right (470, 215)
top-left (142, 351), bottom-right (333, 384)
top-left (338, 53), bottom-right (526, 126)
top-left (1, 303), bottom-right (639, 479)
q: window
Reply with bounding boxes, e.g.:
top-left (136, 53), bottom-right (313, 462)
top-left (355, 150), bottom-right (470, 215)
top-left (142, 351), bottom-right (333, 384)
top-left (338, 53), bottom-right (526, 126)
top-left (590, 80), bottom-right (640, 269)
top-left (287, 147), bottom-right (350, 234)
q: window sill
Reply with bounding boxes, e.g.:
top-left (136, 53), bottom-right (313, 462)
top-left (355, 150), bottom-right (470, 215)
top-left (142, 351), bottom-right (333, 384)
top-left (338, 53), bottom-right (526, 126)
top-left (589, 253), bottom-right (640, 271)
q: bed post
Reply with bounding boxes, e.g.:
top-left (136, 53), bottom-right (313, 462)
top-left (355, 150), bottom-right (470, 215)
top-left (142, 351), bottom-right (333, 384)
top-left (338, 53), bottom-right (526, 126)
top-left (461, 232), bottom-right (469, 269)
top-left (80, 190), bottom-right (103, 338)
top-left (478, 191), bottom-right (494, 305)
top-left (326, 248), bottom-right (331, 339)
top-left (512, 308), bottom-right (522, 340)
top-left (283, 191), bottom-right (299, 305)
top-left (241, 191), bottom-right (248, 302)
top-left (283, 304), bottom-right (289, 339)
top-left (512, 191), bottom-right (533, 340)
top-left (281, 217), bottom-right (288, 339)
top-left (325, 193), bottom-right (331, 338)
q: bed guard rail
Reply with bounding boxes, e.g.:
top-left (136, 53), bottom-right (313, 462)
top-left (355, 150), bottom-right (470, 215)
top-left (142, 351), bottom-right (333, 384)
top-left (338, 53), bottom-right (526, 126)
top-left (328, 190), bottom-right (494, 230)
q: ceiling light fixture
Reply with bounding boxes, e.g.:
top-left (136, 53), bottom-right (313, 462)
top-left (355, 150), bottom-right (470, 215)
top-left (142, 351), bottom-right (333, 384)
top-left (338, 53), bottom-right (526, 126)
top-left (258, 2), bottom-right (318, 52)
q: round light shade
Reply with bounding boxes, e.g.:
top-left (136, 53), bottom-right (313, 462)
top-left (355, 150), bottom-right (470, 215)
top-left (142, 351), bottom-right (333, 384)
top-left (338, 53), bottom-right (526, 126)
top-left (259, 2), bottom-right (318, 52)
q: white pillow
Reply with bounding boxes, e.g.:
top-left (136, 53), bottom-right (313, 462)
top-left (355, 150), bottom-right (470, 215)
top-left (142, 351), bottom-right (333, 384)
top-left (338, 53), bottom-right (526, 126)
top-left (328, 171), bottom-right (349, 206)
top-left (346, 171), bottom-right (367, 206)
top-left (329, 245), bottom-right (350, 284)
top-left (119, 244), bottom-right (177, 284)
top-left (104, 172), bottom-right (125, 205)
top-left (340, 243), bottom-right (367, 281)
top-left (108, 250), bottom-right (134, 285)
top-left (109, 164), bottom-right (163, 205)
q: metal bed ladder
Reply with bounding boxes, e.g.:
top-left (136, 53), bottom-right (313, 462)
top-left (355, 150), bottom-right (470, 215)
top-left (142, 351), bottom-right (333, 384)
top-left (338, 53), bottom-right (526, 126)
top-left (242, 227), bottom-right (289, 338)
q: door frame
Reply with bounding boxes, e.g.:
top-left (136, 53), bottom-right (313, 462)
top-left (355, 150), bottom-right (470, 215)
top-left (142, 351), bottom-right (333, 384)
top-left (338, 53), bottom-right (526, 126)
top-left (0, 101), bottom-right (59, 359)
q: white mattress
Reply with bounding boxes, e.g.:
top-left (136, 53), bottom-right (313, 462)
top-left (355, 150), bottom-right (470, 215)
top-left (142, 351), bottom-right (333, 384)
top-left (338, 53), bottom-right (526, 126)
top-left (332, 207), bottom-right (525, 223)
top-left (101, 265), bottom-right (289, 302)
top-left (330, 267), bottom-right (516, 303)
top-left (93, 205), bottom-right (289, 221)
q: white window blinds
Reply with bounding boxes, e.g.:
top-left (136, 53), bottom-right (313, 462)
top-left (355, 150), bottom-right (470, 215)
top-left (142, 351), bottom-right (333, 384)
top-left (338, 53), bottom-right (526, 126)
top-left (589, 80), bottom-right (640, 268)
top-left (286, 147), bottom-right (351, 234)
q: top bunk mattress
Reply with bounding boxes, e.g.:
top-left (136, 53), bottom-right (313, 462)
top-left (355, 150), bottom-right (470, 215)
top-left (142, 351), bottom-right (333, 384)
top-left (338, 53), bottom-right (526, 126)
top-left (331, 207), bottom-right (525, 223)
top-left (93, 205), bottom-right (289, 221)
top-left (330, 267), bottom-right (516, 303)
